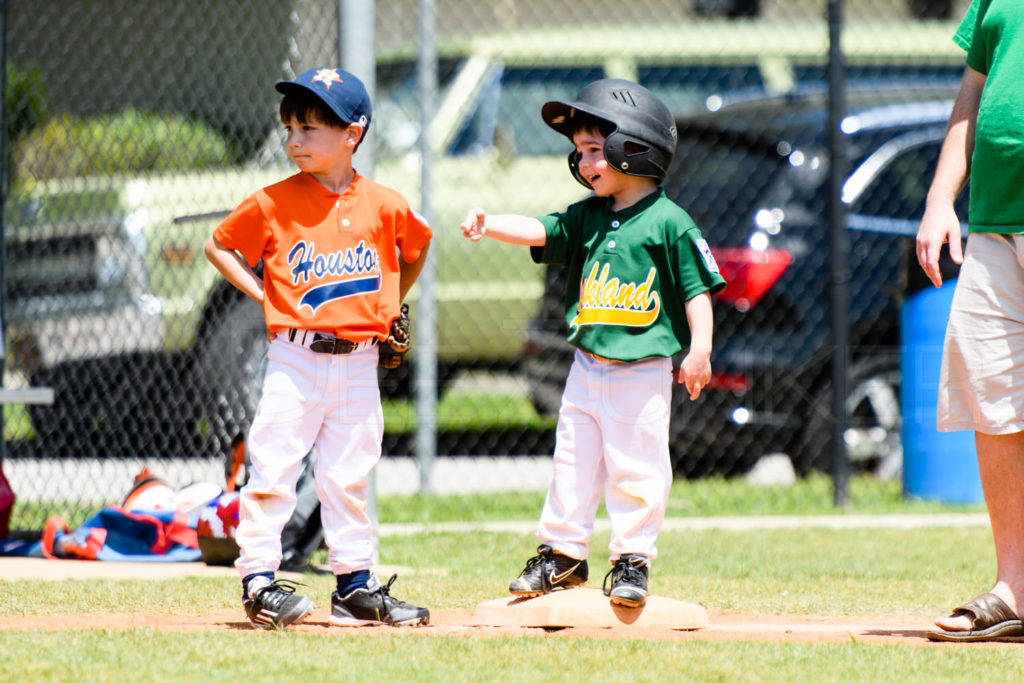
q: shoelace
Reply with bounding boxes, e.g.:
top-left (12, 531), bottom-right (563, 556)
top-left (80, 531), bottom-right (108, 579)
top-left (520, 547), bottom-right (552, 572)
top-left (602, 558), bottom-right (646, 593)
top-left (375, 574), bottom-right (415, 614)
top-left (254, 578), bottom-right (307, 609)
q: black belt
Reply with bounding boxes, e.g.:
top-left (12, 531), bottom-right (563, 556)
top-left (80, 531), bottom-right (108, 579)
top-left (287, 329), bottom-right (375, 355)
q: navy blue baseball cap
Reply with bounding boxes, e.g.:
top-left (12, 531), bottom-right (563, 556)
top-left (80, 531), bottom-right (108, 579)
top-left (276, 67), bottom-right (372, 129)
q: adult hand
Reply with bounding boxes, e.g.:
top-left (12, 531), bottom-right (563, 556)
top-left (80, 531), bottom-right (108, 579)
top-left (916, 202), bottom-right (964, 288)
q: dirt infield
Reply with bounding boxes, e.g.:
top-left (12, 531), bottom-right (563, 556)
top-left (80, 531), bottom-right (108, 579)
top-left (2, 558), bottom-right (1023, 647)
top-left (2, 607), bottom-right (1022, 647)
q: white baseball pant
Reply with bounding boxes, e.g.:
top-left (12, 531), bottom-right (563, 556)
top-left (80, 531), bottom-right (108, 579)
top-left (234, 335), bottom-right (383, 579)
top-left (539, 350), bottom-right (673, 563)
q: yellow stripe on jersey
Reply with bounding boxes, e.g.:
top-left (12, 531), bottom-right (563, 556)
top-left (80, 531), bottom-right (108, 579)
top-left (571, 263), bottom-right (661, 328)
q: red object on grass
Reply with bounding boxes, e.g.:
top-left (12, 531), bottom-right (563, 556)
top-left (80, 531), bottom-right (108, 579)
top-left (0, 462), bottom-right (14, 538)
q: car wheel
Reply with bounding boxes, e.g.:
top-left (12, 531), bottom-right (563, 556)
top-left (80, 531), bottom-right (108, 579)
top-left (796, 354), bottom-right (902, 479)
top-left (522, 325), bottom-right (572, 416)
top-left (195, 296), bottom-right (268, 456)
top-left (523, 350), bottom-right (568, 416)
top-left (377, 358), bottom-right (460, 400)
top-left (668, 429), bottom-right (720, 479)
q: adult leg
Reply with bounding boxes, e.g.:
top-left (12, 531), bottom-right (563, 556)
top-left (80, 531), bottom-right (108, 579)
top-left (934, 234), bottom-right (1024, 631)
top-left (936, 430), bottom-right (1024, 630)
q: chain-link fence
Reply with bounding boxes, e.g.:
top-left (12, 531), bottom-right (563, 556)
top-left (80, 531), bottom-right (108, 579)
top-left (1, 0), bottom-right (972, 531)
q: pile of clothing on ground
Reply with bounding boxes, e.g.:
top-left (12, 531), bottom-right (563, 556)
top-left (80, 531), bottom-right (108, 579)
top-left (0, 440), bottom-right (324, 568)
top-left (0, 466), bottom-right (226, 562)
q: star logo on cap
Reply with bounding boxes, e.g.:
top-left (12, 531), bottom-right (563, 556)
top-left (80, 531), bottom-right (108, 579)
top-left (311, 68), bottom-right (343, 90)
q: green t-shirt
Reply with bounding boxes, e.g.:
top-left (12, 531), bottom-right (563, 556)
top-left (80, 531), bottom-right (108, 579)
top-left (955, 0), bottom-right (1024, 234)
top-left (532, 190), bottom-right (726, 361)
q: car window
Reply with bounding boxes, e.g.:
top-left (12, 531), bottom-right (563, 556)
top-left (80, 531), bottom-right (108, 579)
top-left (639, 64), bottom-right (766, 114)
top-left (851, 140), bottom-right (968, 223)
top-left (375, 57), bottom-right (462, 156)
top-left (854, 143), bottom-right (938, 220)
top-left (794, 63), bottom-right (965, 85)
top-left (451, 65), bottom-right (605, 157)
top-left (666, 129), bottom-right (785, 240)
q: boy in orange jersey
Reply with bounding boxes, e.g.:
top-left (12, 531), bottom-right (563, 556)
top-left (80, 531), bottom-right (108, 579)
top-left (205, 67), bottom-right (432, 629)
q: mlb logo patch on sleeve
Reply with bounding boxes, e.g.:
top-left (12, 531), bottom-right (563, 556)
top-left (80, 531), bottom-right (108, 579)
top-left (696, 239), bottom-right (719, 274)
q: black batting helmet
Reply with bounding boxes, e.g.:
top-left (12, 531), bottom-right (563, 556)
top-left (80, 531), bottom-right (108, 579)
top-left (541, 78), bottom-right (677, 189)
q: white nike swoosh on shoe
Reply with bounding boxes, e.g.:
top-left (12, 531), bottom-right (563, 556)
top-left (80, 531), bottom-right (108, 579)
top-left (549, 562), bottom-right (581, 583)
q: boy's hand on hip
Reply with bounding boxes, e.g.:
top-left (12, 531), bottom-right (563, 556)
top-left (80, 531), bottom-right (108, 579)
top-left (460, 208), bottom-right (487, 242)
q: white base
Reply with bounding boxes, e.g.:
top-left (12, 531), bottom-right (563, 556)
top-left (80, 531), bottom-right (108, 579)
top-left (472, 587), bottom-right (708, 630)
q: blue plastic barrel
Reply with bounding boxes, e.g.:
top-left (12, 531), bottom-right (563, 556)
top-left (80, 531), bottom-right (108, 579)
top-left (900, 279), bottom-right (982, 504)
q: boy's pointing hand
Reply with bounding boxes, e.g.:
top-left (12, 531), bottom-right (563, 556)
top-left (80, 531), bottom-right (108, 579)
top-left (460, 208), bottom-right (487, 241)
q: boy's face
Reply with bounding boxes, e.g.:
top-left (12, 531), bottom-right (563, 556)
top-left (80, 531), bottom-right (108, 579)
top-left (572, 128), bottom-right (625, 197)
top-left (282, 113), bottom-right (362, 175)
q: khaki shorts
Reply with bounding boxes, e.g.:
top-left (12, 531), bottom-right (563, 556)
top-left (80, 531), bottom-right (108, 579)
top-left (939, 233), bottom-right (1024, 434)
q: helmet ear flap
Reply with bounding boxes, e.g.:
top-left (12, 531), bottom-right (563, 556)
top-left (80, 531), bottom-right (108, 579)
top-left (604, 131), bottom-right (670, 183)
top-left (567, 150), bottom-right (593, 190)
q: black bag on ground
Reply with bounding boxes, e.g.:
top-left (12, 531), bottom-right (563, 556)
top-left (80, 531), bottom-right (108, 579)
top-left (279, 448), bottom-right (325, 572)
top-left (201, 435), bottom-right (325, 572)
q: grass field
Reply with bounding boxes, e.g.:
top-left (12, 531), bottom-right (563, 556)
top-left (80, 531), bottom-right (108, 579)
top-left (3, 475), bottom-right (1021, 680)
top-left (382, 392), bottom-right (556, 432)
top-left (375, 473), bottom-right (984, 523)
top-left (0, 626), bottom-right (1019, 681)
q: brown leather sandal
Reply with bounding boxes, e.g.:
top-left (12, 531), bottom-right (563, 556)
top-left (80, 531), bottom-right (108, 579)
top-left (927, 592), bottom-right (1024, 642)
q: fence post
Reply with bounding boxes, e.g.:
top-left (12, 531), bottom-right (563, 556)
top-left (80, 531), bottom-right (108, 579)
top-left (416, 0), bottom-right (438, 495)
top-left (339, 0), bottom-right (375, 175)
top-left (338, 0), bottom-right (379, 547)
top-left (827, 0), bottom-right (851, 506)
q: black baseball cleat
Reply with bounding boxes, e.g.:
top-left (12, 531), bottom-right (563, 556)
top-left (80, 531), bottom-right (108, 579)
top-left (602, 554), bottom-right (649, 608)
top-left (329, 574), bottom-right (430, 626)
top-left (243, 577), bottom-right (316, 629)
top-left (509, 544), bottom-right (589, 597)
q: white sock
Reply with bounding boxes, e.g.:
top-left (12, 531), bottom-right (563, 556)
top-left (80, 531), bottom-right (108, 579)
top-left (245, 574), bottom-right (273, 598)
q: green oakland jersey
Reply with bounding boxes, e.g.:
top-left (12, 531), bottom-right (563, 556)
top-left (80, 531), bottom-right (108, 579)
top-left (532, 190), bottom-right (725, 361)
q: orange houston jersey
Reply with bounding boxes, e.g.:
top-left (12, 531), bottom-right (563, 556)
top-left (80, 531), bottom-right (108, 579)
top-left (213, 171), bottom-right (432, 341)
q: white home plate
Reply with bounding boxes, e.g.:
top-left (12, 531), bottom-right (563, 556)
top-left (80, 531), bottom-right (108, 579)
top-left (473, 588), bottom-right (708, 630)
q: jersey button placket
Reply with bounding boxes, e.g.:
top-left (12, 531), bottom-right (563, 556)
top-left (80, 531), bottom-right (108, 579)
top-left (607, 220), bottom-right (620, 249)
top-left (336, 198), bottom-right (352, 231)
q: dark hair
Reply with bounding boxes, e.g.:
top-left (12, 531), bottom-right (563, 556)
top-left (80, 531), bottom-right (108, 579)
top-left (279, 90), bottom-right (366, 152)
top-left (566, 111), bottom-right (616, 139)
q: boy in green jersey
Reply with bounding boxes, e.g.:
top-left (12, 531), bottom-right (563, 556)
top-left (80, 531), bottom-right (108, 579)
top-left (461, 79), bottom-right (725, 607)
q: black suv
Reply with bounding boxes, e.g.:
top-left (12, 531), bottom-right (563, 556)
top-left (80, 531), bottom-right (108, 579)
top-left (522, 81), bottom-right (966, 478)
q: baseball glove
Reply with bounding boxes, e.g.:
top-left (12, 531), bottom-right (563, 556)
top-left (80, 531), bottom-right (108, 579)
top-left (378, 303), bottom-right (410, 369)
